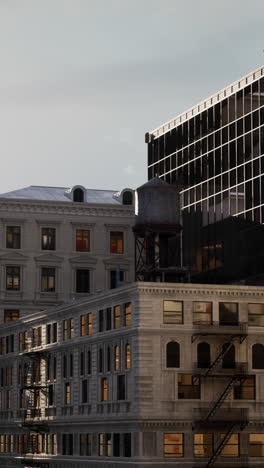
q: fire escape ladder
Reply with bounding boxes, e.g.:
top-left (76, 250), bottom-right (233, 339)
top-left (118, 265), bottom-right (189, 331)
top-left (206, 423), bottom-right (237, 468)
top-left (203, 338), bottom-right (235, 377)
top-left (205, 375), bottom-right (239, 421)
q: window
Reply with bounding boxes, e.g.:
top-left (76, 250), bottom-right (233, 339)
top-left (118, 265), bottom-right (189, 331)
top-left (123, 433), bottom-right (131, 457)
top-left (222, 343), bottom-right (235, 368)
top-left (114, 305), bottom-right (121, 328)
top-left (41, 228), bottom-right (56, 250)
top-left (107, 347), bottom-right (111, 372)
top-left (219, 302), bottom-right (238, 326)
top-left (163, 301), bottom-right (183, 324)
top-left (73, 188), bottom-right (84, 202)
top-left (248, 303), bottom-right (264, 326)
top-left (114, 345), bottom-right (120, 371)
top-left (19, 331), bottom-right (28, 352)
top-left (220, 433), bottom-right (239, 457)
top-left (65, 383), bottom-right (71, 405)
top-left (87, 350), bottom-right (91, 375)
top-left (178, 374), bottom-right (200, 399)
top-left (79, 433), bottom-right (92, 456)
top-left (63, 318), bottom-right (74, 340)
top-left (82, 379), bottom-right (88, 403)
top-left (6, 266), bottom-right (20, 290)
top-left (110, 269), bottom-right (124, 289)
top-left (6, 226), bottom-right (20, 249)
top-left (62, 434), bottom-right (73, 455)
top-left (123, 191), bottom-right (133, 205)
top-left (76, 269), bottom-right (90, 293)
top-left (76, 229), bottom-right (90, 252)
top-left (101, 378), bottom-right (108, 401)
top-left (124, 302), bottom-right (132, 326)
top-left (4, 310), bottom-right (19, 322)
top-left (98, 433), bottom-right (105, 456)
top-left (166, 341), bottom-right (180, 368)
top-left (163, 433), bottom-right (183, 457)
top-left (41, 268), bottom-right (55, 292)
top-left (234, 376), bottom-right (255, 399)
top-left (194, 434), bottom-right (213, 457)
top-left (106, 433), bottom-right (112, 456)
top-left (125, 344), bottom-right (131, 370)
top-left (252, 344), bottom-right (264, 369)
top-left (193, 302), bottom-right (212, 325)
top-left (99, 309), bottom-right (104, 332)
top-left (117, 375), bottom-right (125, 400)
top-left (80, 352), bottom-right (85, 376)
top-left (32, 327), bottom-right (42, 347)
top-left (106, 307), bottom-right (112, 330)
top-left (99, 348), bottom-right (104, 373)
top-left (110, 231), bottom-right (123, 254)
top-left (197, 342), bottom-right (211, 368)
top-left (249, 434), bottom-right (264, 456)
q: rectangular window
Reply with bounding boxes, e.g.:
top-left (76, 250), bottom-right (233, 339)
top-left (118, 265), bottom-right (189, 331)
top-left (101, 378), bottom-right (108, 401)
top-left (106, 308), bottom-right (112, 330)
top-left (65, 383), bottom-right (71, 405)
top-left (6, 266), bottom-right (20, 290)
top-left (4, 310), bottom-right (19, 323)
top-left (80, 433), bottom-right (92, 456)
top-left (248, 303), bottom-right (264, 326)
top-left (220, 433), bottom-right (239, 457)
top-left (163, 301), bottom-right (183, 324)
top-left (194, 434), bottom-right (213, 457)
top-left (80, 315), bottom-right (85, 336)
top-left (76, 229), bottom-right (90, 252)
top-left (193, 302), bottom-right (212, 325)
top-left (98, 433), bottom-right (105, 456)
top-left (99, 309), bottom-right (104, 332)
top-left (63, 319), bottom-right (74, 340)
top-left (234, 376), bottom-right (255, 400)
top-left (80, 352), bottom-right (85, 376)
top-left (114, 305), bottom-right (121, 329)
top-left (6, 226), bottom-right (21, 249)
top-left (82, 379), bottom-right (88, 403)
top-left (76, 269), bottom-right (90, 293)
top-left (63, 320), bottom-right (68, 341)
top-left (219, 302), bottom-right (238, 326)
top-left (46, 324), bottom-right (51, 344)
top-left (113, 433), bottom-right (120, 457)
top-left (88, 313), bottom-right (92, 335)
top-left (124, 302), bottom-right (132, 326)
top-left (110, 269), bottom-right (124, 288)
top-left (249, 434), bottom-right (264, 456)
top-left (80, 314), bottom-right (92, 335)
top-left (163, 433), bottom-right (183, 457)
top-left (41, 227), bottom-right (56, 250)
top-left (41, 268), bottom-right (55, 292)
top-left (178, 374), bottom-right (200, 399)
top-left (117, 375), bottom-right (125, 400)
top-left (106, 433), bottom-right (112, 456)
top-left (110, 231), bottom-right (124, 254)
top-left (53, 323), bottom-right (57, 342)
top-left (32, 327), bottom-right (42, 347)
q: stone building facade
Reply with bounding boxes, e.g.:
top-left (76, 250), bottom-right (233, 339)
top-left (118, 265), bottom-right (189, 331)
top-left (1, 282), bottom-right (264, 467)
top-left (0, 184), bottom-right (135, 323)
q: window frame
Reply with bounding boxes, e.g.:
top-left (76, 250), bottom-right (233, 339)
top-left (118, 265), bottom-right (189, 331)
top-left (163, 433), bottom-right (184, 458)
top-left (110, 231), bottom-right (124, 254)
top-left (6, 226), bottom-right (21, 249)
top-left (41, 227), bottom-right (56, 251)
top-left (163, 300), bottom-right (183, 324)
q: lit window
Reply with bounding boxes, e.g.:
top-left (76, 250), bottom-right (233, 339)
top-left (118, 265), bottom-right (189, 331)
top-left (80, 315), bottom-right (85, 336)
top-left (4, 310), bottom-right (19, 323)
top-left (114, 305), bottom-right (121, 328)
top-left (110, 232), bottom-right (124, 254)
top-left (163, 433), bottom-right (183, 457)
top-left (178, 374), bottom-right (200, 399)
top-left (76, 230), bottom-right (90, 252)
top-left (163, 301), bottom-right (183, 324)
top-left (220, 433), bottom-right (239, 457)
top-left (101, 378), bottom-right (108, 401)
top-left (194, 434), bottom-right (213, 457)
top-left (6, 267), bottom-right (20, 290)
top-left (76, 269), bottom-right (90, 293)
top-left (249, 434), bottom-right (264, 456)
top-left (234, 376), bottom-right (255, 400)
top-left (248, 303), bottom-right (264, 326)
top-left (41, 228), bottom-right (56, 250)
top-left (88, 313), bottom-right (92, 335)
top-left (98, 433), bottom-right (105, 456)
top-left (41, 268), bottom-right (55, 292)
top-left (193, 302), bottom-right (212, 325)
top-left (6, 226), bottom-right (20, 249)
top-left (80, 313), bottom-right (93, 336)
top-left (124, 302), bottom-right (132, 326)
top-left (114, 345), bottom-right (120, 371)
top-left (125, 344), bottom-right (131, 370)
top-left (65, 383), bottom-right (71, 405)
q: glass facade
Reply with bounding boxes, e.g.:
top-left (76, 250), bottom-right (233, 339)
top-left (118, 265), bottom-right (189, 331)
top-left (147, 69), bottom-right (264, 284)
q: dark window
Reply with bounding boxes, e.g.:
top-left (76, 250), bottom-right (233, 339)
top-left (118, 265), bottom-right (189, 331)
top-left (4, 310), bottom-right (19, 322)
top-left (234, 376), bottom-right (255, 399)
top-left (219, 303), bottom-right (238, 326)
top-left (48, 385), bottom-right (54, 406)
top-left (6, 226), bottom-right (20, 249)
top-left (249, 434), bottom-right (264, 456)
top-left (113, 433), bottom-right (120, 456)
top-left (110, 269), bottom-right (124, 289)
top-left (99, 348), bottom-right (104, 373)
top-left (123, 191), bottom-right (133, 205)
top-left (222, 343), bottom-right (235, 368)
top-left (41, 268), bottom-right (55, 292)
top-left (123, 433), bottom-right (131, 457)
top-left (107, 346), bottom-right (111, 372)
top-left (106, 307), bottom-right (112, 330)
top-left (80, 352), bottom-right (84, 375)
top-left (178, 374), bottom-right (200, 399)
top-left (6, 266), bottom-right (20, 290)
top-left (76, 269), bottom-right (90, 293)
top-left (87, 350), bottom-right (91, 375)
top-left (193, 302), bottom-right (212, 325)
top-left (41, 228), bottom-right (56, 250)
top-left (197, 342), bottom-right (211, 368)
top-left (46, 324), bottom-right (51, 344)
top-left (166, 341), bottom-right (180, 368)
top-left (252, 344), bottom-right (264, 369)
top-left (124, 302), bottom-right (132, 326)
top-left (82, 379), bottom-right (88, 403)
top-left (117, 375), bottom-right (125, 400)
top-left (53, 323), bottom-right (57, 342)
top-left (110, 232), bottom-right (124, 254)
top-left (76, 229), bottom-right (90, 252)
top-left (99, 310), bottom-right (104, 332)
top-left (73, 188), bottom-right (84, 202)
top-left (248, 303), bottom-right (264, 326)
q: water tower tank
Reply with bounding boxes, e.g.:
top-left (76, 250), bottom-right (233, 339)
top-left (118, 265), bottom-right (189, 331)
top-left (135, 177), bottom-right (181, 227)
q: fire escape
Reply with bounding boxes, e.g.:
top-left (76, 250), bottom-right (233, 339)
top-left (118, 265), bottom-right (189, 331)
top-left (192, 320), bottom-right (249, 467)
top-left (19, 345), bottom-right (50, 468)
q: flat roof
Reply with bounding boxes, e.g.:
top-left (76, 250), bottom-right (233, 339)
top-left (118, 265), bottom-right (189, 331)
top-left (148, 65), bottom-right (264, 139)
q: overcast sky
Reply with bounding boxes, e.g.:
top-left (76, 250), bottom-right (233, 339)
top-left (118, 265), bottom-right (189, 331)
top-left (0, 0), bottom-right (263, 194)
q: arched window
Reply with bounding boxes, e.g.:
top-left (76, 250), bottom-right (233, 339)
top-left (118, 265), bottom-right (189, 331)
top-left (123, 191), bottom-right (133, 205)
top-left (197, 342), bottom-right (211, 368)
top-left (114, 345), bottom-right (120, 371)
top-left (222, 343), bottom-right (235, 368)
top-left (73, 188), bottom-right (84, 202)
top-left (125, 344), bottom-right (131, 369)
top-left (252, 344), bottom-right (264, 369)
top-left (166, 341), bottom-right (180, 368)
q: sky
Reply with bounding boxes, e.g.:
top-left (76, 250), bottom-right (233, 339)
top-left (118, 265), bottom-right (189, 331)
top-left (0, 0), bottom-right (264, 194)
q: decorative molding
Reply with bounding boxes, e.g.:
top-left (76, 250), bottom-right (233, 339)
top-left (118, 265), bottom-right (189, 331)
top-left (0, 218), bottom-right (26, 224)
top-left (0, 251), bottom-right (28, 262)
top-left (69, 255), bottom-right (97, 265)
top-left (34, 253), bottom-right (64, 264)
top-left (103, 256), bottom-right (131, 267)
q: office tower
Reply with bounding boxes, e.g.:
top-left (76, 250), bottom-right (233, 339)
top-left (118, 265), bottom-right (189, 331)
top-left (146, 66), bottom-right (264, 284)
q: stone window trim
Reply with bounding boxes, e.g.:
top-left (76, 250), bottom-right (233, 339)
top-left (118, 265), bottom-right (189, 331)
top-left (70, 222), bottom-right (95, 252)
top-left (104, 224), bottom-right (130, 256)
top-left (1, 219), bottom-right (25, 250)
top-left (35, 220), bottom-right (61, 251)
top-left (35, 263), bottom-right (62, 297)
top-left (69, 263), bottom-right (96, 297)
